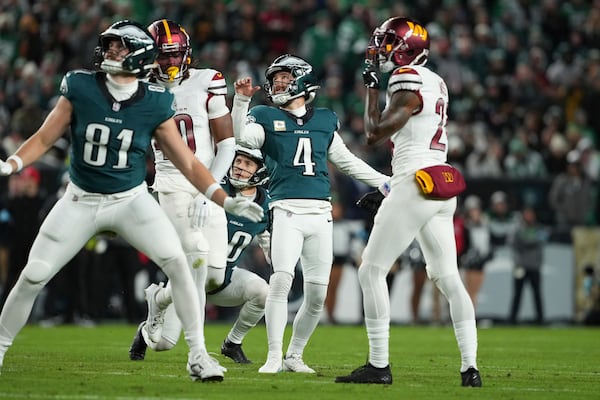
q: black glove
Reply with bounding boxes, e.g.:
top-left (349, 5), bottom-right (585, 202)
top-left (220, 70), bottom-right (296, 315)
top-left (356, 190), bottom-right (385, 213)
top-left (362, 64), bottom-right (381, 89)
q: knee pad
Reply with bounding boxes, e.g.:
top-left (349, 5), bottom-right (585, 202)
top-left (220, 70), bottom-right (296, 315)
top-left (268, 271), bottom-right (293, 302)
top-left (160, 254), bottom-right (188, 280)
top-left (357, 263), bottom-right (388, 288)
top-left (431, 273), bottom-right (462, 299)
top-left (243, 279), bottom-right (268, 308)
top-left (181, 231), bottom-right (209, 269)
top-left (303, 282), bottom-right (327, 315)
top-left (22, 259), bottom-right (54, 285)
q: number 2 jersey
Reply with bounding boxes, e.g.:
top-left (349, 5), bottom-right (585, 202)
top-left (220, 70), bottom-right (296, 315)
top-left (386, 65), bottom-right (450, 178)
top-left (61, 70), bottom-right (174, 193)
top-left (152, 68), bottom-right (229, 193)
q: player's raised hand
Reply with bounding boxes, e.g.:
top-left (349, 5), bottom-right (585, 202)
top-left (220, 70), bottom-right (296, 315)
top-left (234, 77), bottom-right (261, 98)
top-left (223, 196), bottom-right (264, 222)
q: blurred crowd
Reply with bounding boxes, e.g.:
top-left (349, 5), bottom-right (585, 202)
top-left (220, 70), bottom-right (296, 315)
top-left (0, 0), bottom-right (599, 323)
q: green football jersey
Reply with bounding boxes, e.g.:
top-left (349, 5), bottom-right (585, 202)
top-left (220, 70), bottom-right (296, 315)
top-left (248, 105), bottom-right (338, 201)
top-left (61, 70), bottom-right (175, 193)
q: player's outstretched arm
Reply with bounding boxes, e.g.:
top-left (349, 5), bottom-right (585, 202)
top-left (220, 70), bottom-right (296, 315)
top-left (0, 96), bottom-right (72, 176)
top-left (155, 118), bottom-right (263, 222)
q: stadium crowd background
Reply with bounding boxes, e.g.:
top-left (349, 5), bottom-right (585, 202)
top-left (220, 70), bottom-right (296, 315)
top-left (0, 0), bottom-right (599, 324)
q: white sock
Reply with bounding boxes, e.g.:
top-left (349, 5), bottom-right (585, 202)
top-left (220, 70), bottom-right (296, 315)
top-left (358, 264), bottom-right (390, 368)
top-left (454, 320), bottom-right (478, 372)
top-left (264, 272), bottom-right (292, 360)
top-left (286, 282), bottom-right (327, 357)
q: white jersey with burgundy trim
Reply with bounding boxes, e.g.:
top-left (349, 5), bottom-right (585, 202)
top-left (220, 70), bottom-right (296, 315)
top-left (386, 65), bottom-right (450, 179)
top-left (152, 68), bottom-right (229, 193)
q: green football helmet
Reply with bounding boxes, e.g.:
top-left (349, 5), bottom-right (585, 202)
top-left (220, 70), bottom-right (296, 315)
top-left (264, 54), bottom-right (320, 106)
top-left (94, 20), bottom-right (158, 77)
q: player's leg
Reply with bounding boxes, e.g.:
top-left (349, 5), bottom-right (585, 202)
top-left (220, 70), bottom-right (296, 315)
top-left (418, 197), bottom-right (480, 387)
top-left (202, 203), bottom-right (228, 292)
top-left (209, 268), bottom-right (268, 363)
top-left (260, 207), bottom-right (303, 373)
top-left (0, 188), bottom-right (96, 369)
top-left (116, 189), bottom-right (223, 381)
top-left (337, 176), bottom-right (426, 384)
top-left (284, 212), bottom-right (332, 373)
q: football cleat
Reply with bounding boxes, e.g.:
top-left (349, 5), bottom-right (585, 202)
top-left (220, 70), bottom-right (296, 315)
top-left (258, 357), bottom-right (283, 373)
top-left (335, 363), bottom-right (393, 384)
top-left (144, 282), bottom-right (166, 343)
top-left (187, 352), bottom-right (225, 382)
top-left (221, 339), bottom-right (252, 364)
top-left (461, 367), bottom-right (482, 387)
top-left (283, 353), bottom-right (315, 373)
top-left (129, 322), bottom-right (148, 361)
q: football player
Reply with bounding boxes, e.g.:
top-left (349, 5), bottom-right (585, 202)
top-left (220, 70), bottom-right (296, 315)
top-left (129, 146), bottom-right (271, 364)
top-left (335, 17), bottom-right (481, 386)
top-left (0, 20), bottom-right (263, 382)
top-left (232, 54), bottom-right (390, 373)
top-left (128, 19), bottom-right (235, 373)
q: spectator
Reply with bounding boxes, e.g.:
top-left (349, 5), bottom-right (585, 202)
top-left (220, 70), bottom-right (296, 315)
top-left (487, 190), bottom-right (519, 248)
top-left (548, 149), bottom-right (595, 236)
top-left (508, 206), bottom-right (549, 325)
top-left (460, 195), bottom-right (492, 308)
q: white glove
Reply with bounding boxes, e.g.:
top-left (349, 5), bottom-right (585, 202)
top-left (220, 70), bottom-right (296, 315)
top-left (0, 159), bottom-right (13, 176)
top-left (189, 196), bottom-right (211, 229)
top-left (223, 196), bottom-right (264, 223)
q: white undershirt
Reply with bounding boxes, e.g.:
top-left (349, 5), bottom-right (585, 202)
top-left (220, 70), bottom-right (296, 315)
top-left (106, 74), bottom-right (139, 101)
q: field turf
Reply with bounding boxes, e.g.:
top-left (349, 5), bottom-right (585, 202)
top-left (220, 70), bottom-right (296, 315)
top-left (0, 323), bottom-right (597, 399)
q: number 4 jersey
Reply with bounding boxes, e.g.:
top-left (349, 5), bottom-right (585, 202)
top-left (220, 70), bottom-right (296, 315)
top-left (61, 70), bottom-right (175, 193)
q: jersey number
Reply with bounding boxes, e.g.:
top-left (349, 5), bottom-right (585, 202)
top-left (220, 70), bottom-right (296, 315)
top-left (227, 231), bottom-right (254, 263)
top-left (153, 113), bottom-right (197, 159)
top-left (293, 137), bottom-right (316, 176)
top-left (430, 98), bottom-right (447, 151)
top-left (84, 123), bottom-right (133, 168)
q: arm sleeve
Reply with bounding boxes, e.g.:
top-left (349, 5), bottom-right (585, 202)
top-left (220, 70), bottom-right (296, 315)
top-left (209, 137), bottom-right (236, 181)
top-left (231, 94), bottom-right (265, 148)
top-left (328, 132), bottom-right (389, 188)
top-left (207, 94), bottom-right (230, 119)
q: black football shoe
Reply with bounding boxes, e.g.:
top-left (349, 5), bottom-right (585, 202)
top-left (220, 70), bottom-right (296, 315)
top-left (129, 322), bottom-right (147, 361)
top-left (335, 363), bottom-right (392, 384)
top-left (221, 339), bottom-right (252, 364)
top-left (461, 367), bottom-right (482, 387)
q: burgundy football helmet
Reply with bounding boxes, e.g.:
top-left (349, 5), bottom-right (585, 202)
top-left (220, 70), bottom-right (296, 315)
top-left (366, 17), bottom-right (430, 72)
top-left (147, 19), bottom-right (192, 85)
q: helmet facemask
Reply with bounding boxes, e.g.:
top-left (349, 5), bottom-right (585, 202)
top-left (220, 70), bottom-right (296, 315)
top-left (366, 18), bottom-right (430, 73)
top-left (148, 19), bottom-right (192, 87)
top-left (229, 147), bottom-right (269, 190)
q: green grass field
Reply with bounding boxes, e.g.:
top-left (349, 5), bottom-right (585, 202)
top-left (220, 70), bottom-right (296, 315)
top-left (0, 323), bottom-right (597, 399)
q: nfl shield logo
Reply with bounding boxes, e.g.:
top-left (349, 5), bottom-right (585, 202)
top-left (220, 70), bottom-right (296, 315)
top-left (112, 102), bottom-right (121, 112)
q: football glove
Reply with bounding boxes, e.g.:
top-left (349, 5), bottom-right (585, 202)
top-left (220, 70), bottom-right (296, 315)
top-left (189, 195), bottom-right (211, 229)
top-left (223, 196), bottom-right (264, 222)
top-left (356, 190), bottom-right (385, 213)
top-left (0, 159), bottom-right (13, 176)
top-left (362, 64), bottom-right (381, 89)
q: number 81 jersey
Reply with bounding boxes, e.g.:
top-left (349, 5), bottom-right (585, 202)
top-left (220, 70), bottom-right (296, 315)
top-left (61, 70), bottom-right (175, 194)
top-left (387, 65), bottom-right (450, 177)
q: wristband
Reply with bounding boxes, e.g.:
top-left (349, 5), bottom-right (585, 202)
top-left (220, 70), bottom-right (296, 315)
top-left (7, 155), bottom-right (23, 172)
top-left (204, 182), bottom-right (220, 201)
